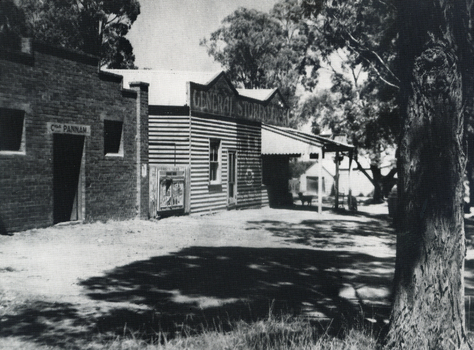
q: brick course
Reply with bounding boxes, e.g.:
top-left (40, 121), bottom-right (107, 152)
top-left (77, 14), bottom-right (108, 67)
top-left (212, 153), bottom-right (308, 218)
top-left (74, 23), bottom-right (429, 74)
top-left (0, 42), bottom-right (149, 233)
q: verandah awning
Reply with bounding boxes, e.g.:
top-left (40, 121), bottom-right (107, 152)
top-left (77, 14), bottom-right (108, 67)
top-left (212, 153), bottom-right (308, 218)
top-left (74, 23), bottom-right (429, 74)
top-left (261, 124), bottom-right (354, 156)
top-left (261, 123), bottom-right (355, 213)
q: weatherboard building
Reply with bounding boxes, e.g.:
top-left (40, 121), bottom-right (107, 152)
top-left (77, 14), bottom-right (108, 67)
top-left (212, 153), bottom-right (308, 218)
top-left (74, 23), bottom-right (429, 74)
top-left (108, 69), bottom-right (355, 216)
top-left (107, 70), bottom-right (294, 216)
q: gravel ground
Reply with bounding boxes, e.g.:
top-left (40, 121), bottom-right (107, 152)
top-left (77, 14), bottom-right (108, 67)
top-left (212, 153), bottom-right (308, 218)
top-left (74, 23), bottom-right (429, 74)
top-left (0, 203), bottom-right (398, 349)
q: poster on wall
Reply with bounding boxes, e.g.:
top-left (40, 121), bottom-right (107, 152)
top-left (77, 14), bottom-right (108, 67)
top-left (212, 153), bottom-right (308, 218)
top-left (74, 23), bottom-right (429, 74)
top-left (158, 172), bottom-right (185, 211)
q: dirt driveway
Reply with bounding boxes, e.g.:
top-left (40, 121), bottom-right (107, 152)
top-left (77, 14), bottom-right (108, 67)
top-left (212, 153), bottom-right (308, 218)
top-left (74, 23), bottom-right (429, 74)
top-left (0, 204), bottom-right (397, 349)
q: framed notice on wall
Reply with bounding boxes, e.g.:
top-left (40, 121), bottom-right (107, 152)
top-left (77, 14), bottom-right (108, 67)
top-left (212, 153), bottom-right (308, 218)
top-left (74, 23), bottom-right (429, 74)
top-left (158, 170), bottom-right (185, 212)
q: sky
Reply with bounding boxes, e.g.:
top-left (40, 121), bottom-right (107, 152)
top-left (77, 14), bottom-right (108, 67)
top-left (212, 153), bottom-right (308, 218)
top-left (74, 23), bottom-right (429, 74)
top-left (126, 0), bottom-right (279, 72)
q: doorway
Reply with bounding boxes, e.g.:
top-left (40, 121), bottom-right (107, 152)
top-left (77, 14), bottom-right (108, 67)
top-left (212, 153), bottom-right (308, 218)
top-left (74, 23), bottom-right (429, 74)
top-left (228, 151), bottom-right (237, 206)
top-left (53, 134), bottom-right (84, 224)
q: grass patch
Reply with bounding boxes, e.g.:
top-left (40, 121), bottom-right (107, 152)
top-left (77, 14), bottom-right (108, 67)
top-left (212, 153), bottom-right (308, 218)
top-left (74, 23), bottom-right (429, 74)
top-left (95, 313), bottom-right (379, 350)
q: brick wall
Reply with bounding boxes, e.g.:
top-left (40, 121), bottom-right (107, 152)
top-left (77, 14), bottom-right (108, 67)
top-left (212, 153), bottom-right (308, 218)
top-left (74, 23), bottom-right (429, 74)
top-left (0, 42), bottom-right (149, 233)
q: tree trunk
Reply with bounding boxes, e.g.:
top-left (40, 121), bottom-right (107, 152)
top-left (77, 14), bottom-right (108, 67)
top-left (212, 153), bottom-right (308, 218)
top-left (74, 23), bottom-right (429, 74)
top-left (354, 158), bottom-right (397, 202)
top-left (370, 164), bottom-right (384, 203)
top-left (468, 133), bottom-right (474, 211)
top-left (385, 1), bottom-right (469, 349)
top-left (382, 167), bottom-right (398, 198)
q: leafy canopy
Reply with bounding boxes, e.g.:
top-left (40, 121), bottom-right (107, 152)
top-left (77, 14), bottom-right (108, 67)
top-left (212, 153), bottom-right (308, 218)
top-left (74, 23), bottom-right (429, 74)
top-left (300, 0), bottom-right (399, 162)
top-left (15, 0), bottom-right (140, 68)
top-left (0, 0), bottom-right (28, 50)
top-left (201, 2), bottom-right (321, 124)
top-left (202, 0), bottom-right (400, 151)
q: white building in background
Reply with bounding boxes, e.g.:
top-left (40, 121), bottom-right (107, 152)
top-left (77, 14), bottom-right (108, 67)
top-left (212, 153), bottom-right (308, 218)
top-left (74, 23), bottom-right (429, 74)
top-left (299, 150), bottom-right (397, 198)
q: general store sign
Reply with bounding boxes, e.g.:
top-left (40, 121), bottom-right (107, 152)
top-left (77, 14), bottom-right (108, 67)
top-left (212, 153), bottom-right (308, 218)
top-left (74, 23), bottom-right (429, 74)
top-left (47, 122), bottom-right (91, 136)
top-left (188, 75), bottom-right (289, 126)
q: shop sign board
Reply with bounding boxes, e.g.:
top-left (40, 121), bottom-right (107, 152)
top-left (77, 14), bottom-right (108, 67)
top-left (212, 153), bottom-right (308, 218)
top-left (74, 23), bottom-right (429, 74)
top-left (188, 76), bottom-right (289, 126)
top-left (47, 122), bottom-right (91, 136)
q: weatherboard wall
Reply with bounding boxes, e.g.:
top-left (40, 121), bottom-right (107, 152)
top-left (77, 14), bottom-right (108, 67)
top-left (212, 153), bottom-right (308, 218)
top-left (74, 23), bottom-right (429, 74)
top-left (148, 109), bottom-right (268, 214)
top-left (148, 110), bottom-right (191, 166)
top-left (189, 115), bottom-right (265, 213)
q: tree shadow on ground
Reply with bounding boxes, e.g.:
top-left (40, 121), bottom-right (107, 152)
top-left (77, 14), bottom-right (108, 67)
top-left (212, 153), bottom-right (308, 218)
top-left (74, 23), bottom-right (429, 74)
top-left (0, 300), bottom-right (95, 349)
top-left (0, 211), bottom-right (396, 348)
top-left (1, 246), bottom-right (394, 348)
top-left (83, 246), bottom-right (394, 339)
top-left (284, 199), bottom-right (393, 223)
top-left (247, 215), bottom-right (395, 251)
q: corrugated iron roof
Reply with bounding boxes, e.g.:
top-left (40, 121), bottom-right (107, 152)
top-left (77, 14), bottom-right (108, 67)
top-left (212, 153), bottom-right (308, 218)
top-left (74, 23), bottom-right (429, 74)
top-left (262, 124), bottom-right (323, 156)
top-left (105, 69), bottom-right (220, 105)
top-left (262, 124), bottom-right (354, 156)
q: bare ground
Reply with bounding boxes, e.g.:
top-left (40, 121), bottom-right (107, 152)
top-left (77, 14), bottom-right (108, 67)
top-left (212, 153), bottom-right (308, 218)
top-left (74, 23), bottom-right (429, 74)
top-left (0, 203), bottom-right (402, 349)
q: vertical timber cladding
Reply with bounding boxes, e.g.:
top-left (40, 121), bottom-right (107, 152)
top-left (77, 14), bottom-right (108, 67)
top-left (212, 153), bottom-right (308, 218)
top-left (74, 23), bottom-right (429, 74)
top-left (188, 73), bottom-right (289, 213)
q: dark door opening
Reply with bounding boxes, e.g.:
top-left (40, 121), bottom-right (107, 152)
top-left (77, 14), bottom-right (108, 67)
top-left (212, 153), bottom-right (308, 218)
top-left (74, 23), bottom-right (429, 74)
top-left (53, 134), bottom-right (84, 224)
top-left (228, 151), bottom-right (237, 206)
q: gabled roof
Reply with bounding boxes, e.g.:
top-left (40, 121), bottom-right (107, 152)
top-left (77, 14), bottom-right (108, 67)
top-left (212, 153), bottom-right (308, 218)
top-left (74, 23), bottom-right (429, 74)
top-left (104, 69), bottom-right (290, 109)
top-left (187, 71), bottom-right (289, 108)
top-left (105, 69), bottom-right (291, 126)
top-left (262, 124), bottom-right (354, 156)
top-left (105, 69), bottom-right (220, 105)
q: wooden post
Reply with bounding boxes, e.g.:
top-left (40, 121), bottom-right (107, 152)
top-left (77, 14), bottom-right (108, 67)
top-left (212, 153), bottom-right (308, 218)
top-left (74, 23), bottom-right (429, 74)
top-left (348, 150), bottom-right (353, 209)
top-left (335, 151), bottom-right (340, 209)
top-left (318, 148), bottom-right (323, 214)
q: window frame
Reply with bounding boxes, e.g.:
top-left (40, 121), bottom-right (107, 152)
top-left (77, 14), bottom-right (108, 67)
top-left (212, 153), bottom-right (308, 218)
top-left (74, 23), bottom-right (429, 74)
top-left (0, 108), bottom-right (25, 155)
top-left (209, 138), bottom-right (221, 185)
top-left (104, 119), bottom-right (124, 157)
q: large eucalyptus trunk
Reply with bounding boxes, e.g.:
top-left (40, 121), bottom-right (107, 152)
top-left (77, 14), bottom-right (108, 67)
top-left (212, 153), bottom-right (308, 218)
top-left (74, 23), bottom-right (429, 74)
top-left (467, 134), bottom-right (474, 210)
top-left (385, 1), bottom-right (470, 348)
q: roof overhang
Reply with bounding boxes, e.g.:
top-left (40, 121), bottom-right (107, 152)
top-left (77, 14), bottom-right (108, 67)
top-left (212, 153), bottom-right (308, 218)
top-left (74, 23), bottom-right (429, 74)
top-left (262, 124), bottom-right (354, 157)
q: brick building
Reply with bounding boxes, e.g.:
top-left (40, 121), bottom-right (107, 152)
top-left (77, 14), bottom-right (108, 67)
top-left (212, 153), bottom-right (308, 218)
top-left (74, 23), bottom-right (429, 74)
top-left (0, 41), bottom-right (149, 233)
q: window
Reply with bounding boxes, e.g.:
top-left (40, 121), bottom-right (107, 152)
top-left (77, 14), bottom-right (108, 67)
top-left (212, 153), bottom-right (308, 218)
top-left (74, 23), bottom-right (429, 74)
top-left (0, 108), bottom-right (25, 153)
top-left (209, 139), bottom-right (221, 183)
top-left (104, 120), bottom-right (123, 156)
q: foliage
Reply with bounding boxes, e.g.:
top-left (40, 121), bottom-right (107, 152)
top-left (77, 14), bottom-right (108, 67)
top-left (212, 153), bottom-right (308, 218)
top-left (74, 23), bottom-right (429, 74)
top-left (202, 8), bottom-right (282, 89)
top-left (202, 0), bottom-right (399, 168)
top-left (302, 0), bottom-right (399, 88)
top-left (17, 0), bottom-right (140, 68)
top-left (299, 0), bottom-right (399, 161)
top-left (201, 2), bottom-right (321, 124)
top-left (0, 0), bottom-right (29, 50)
top-left (304, 68), bottom-right (399, 164)
top-left (289, 160), bottom-right (314, 178)
top-left (294, 0), bottom-right (400, 202)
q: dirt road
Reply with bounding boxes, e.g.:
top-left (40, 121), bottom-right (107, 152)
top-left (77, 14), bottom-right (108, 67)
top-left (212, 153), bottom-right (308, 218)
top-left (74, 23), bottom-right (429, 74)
top-left (0, 205), bottom-right (396, 349)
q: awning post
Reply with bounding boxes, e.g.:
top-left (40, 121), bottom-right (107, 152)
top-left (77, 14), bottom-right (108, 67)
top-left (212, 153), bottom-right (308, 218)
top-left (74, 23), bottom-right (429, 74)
top-left (335, 151), bottom-right (340, 209)
top-left (348, 150), bottom-right (353, 210)
top-left (318, 148), bottom-right (323, 214)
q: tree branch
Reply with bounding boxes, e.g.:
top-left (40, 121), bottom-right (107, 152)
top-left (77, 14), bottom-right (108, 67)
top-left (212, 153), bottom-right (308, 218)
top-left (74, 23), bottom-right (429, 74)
top-left (353, 157), bottom-right (375, 186)
top-left (346, 43), bottom-right (400, 89)
top-left (344, 30), bottom-right (399, 84)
